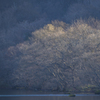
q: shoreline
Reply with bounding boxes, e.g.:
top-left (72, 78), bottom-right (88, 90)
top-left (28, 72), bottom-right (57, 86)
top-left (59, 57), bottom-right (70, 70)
top-left (0, 89), bottom-right (98, 94)
top-left (0, 86), bottom-right (100, 95)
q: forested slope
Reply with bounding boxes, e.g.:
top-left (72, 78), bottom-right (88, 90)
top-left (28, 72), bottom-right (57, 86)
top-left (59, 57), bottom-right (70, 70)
top-left (0, 0), bottom-right (100, 92)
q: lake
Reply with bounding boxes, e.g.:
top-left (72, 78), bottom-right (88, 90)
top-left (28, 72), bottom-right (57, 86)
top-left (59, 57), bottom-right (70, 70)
top-left (0, 90), bottom-right (100, 100)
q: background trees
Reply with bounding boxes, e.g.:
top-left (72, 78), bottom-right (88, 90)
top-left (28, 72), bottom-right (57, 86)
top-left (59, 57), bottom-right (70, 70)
top-left (0, 0), bottom-right (100, 92)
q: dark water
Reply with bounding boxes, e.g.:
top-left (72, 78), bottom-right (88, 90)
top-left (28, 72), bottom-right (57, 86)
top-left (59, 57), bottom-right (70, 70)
top-left (0, 90), bottom-right (100, 100)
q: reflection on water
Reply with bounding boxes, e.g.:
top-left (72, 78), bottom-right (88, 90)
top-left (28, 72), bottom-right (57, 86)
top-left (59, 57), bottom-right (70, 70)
top-left (0, 96), bottom-right (100, 100)
top-left (0, 90), bottom-right (100, 100)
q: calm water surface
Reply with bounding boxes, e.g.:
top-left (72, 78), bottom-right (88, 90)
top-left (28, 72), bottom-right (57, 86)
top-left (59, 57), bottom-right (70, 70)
top-left (0, 90), bottom-right (100, 100)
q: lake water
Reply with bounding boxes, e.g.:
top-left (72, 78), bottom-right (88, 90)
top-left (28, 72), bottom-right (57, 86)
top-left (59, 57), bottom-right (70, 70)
top-left (0, 90), bottom-right (100, 100)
